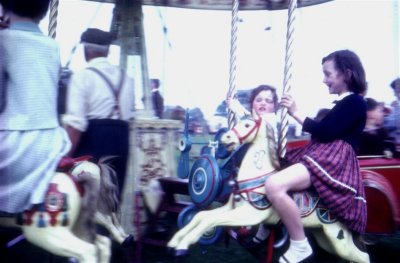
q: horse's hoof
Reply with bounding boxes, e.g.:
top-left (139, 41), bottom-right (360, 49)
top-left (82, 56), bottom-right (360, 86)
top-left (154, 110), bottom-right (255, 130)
top-left (174, 249), bottom-right (189, 257)
top-left (122, 234), bottom-right (135, 247)
top-left (280, 253), bottom-right (314, 263)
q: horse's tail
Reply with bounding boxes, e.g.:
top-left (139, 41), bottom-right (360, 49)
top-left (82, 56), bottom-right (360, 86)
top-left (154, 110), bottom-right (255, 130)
top-left (97, 156), bottom-right (120, 216)
top-left (266, 122), bottom-right (280, 169)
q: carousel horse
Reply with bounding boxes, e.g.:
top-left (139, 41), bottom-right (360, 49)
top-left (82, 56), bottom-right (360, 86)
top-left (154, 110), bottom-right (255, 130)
top-left (0, 156), bottom-right (132, 263)
top-left (167, 115), bottom-right (370, 263)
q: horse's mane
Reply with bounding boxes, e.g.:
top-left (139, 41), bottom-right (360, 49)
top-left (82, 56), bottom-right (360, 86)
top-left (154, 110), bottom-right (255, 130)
top-left (97, 156), bottom-right (120, 215)
top-left (75, 157), bottom-right (119, 242)
top-left (75, 167), bottom-right (100, 242)
top-left (265, 121), bottom-right (280, 169)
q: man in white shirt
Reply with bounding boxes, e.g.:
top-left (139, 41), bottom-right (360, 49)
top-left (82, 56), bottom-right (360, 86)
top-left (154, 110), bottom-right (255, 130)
top-left (63, 28), bottom-right (135, 200)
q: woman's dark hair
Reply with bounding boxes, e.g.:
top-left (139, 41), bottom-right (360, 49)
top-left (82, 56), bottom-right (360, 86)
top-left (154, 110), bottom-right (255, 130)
top-left (365, 97), bottom-right (382, 112)
top-left (249, 85), bottom-right (278, 113)
top-left (0, 0), bottom-right (50, 21)
top-left (322, 50), bottom-right (367, 95)
top-left (390, 78), bottom-right (400, 90)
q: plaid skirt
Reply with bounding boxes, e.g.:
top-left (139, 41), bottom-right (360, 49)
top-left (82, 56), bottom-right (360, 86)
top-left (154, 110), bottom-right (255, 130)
top-left (286, 139), bottom-right (367, 234)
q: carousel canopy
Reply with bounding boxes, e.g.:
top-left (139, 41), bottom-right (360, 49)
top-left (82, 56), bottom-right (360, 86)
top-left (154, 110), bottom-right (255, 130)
top-left (83, 0), bottom-right (334, 11)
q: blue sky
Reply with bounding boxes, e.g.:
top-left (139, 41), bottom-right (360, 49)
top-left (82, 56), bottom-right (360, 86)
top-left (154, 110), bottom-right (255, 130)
top-left (40, 0), bottom-right (399, 120)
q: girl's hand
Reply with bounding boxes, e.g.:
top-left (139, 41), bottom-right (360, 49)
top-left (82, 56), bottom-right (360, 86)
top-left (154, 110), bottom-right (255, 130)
top-left (280, 93), bottom-right (298, 116)
top-left (227, 96), bottom-right (250, 117)
top-left (226, 96), bottom-right (232, 108)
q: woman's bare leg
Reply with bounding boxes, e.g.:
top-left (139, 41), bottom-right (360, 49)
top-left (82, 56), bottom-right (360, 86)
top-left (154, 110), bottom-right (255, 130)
top-left (265, 163), bottom-right (313, 262)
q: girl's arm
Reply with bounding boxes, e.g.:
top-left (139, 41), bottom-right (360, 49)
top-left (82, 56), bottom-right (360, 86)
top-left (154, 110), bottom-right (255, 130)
top-left (226, 96), bottom-right (250, 119)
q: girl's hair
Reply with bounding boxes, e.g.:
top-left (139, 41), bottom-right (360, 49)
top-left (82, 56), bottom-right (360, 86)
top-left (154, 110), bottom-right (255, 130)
top-left (0, 0), bottom-right (50, 21)
top-left (322, 50), bottom-right (367, 95)
top-left (249, 85), bottom-right (279, 113)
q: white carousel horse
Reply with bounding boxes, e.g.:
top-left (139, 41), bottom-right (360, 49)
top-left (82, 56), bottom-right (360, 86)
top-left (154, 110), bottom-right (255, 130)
top-left (167, 115), bottom-right (370, 263)
top-left (0, 156), bottom-right (132, 263)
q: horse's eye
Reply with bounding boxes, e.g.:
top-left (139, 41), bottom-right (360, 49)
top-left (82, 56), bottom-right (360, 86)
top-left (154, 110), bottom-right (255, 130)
top-left (245, 124), bottom-right (250, 128)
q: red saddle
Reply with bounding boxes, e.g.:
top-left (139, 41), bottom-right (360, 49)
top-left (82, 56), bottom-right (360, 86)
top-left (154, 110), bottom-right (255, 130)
top-left (57, 155), bottom-right (93, 172)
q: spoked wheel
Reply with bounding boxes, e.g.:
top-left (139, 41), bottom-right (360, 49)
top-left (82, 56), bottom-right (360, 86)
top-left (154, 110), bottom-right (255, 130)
top-left (177, 204), bottom-right (223, 245)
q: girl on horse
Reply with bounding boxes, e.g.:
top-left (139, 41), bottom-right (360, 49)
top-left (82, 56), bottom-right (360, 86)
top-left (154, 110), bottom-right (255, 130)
top-left (227, 84), bottom-right (280, 247)
top-left (267, 49), bottom-right (367, 263)
top-left (0, 0), bottom-right (71, 214)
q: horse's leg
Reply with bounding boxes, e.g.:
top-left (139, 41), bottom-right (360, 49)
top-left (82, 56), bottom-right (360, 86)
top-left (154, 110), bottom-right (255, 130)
top-left (167, 199), bottom-right (233, 249)
top-left (311, 221), bottom-right (370, 263)
top-left (95, 234), bottom-right (112, 263)
top-left (23, 227), bottom-right (98, 263)
top-left (95, 212), bottom-right (132, 245)
top-left (175, 203), bottom-right (273, 251)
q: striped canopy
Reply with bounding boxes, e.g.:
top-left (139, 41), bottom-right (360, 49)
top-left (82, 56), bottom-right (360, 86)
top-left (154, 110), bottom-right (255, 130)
top-left (85, 0), bottom-right (333, 10)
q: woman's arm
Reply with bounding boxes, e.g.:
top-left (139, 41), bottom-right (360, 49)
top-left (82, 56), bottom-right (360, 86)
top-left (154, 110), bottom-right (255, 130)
top-left (280, 93), bottom-right (306, 125)
top-left (0, 34), bottom-right (6, 113)
top-left (303, 95), bottom-right (366, 141)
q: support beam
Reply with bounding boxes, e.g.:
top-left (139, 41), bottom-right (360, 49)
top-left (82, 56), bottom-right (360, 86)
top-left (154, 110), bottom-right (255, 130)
top-left (113, 0), bottom-right (153, 117)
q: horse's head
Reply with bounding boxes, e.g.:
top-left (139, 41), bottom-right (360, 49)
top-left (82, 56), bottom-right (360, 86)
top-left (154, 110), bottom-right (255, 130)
top-left (70, 158), bottom-right (119, 214)
top-left (220, 115), bottom-right (262, 151)
top-left (220, 115), bottom-right (280, 169)
top-left (70, 160), bottom-right (101, 181)
top-left (69, 158), bottom-right (119, 243)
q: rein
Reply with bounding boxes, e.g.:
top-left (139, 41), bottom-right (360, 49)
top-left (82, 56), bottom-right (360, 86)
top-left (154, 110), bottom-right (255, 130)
top-left (57, 156), bottom-right (93, 197)
top-left (232, 117), bottom-right (261, 144)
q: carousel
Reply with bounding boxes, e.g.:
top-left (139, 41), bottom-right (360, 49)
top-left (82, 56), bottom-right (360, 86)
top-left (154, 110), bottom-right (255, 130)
top-left (1, 0), bottom-right (400, 263)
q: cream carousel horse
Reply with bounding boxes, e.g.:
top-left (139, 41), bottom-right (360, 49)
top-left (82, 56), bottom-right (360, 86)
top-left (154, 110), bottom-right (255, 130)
top-left (0, 156), bottom-right (132, 263)
top-left (167, 115), bottom-right (370, 263)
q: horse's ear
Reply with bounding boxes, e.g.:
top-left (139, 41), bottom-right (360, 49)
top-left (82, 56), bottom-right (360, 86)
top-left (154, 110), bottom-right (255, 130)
top-left (251, 109), bottom-right (259, 119)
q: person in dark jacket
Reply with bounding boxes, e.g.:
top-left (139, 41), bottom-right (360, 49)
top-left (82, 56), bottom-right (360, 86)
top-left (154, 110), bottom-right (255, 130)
top-left (358, 97), bottom-right (395, 157)
top-left (150, 78), bottom-right (164, 118)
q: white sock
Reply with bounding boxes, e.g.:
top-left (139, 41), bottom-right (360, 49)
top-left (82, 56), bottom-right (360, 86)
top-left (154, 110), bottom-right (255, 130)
top-left (279, 238), bottom-right (313, 263)
top-left (253, 224), bottom-right (270, 243)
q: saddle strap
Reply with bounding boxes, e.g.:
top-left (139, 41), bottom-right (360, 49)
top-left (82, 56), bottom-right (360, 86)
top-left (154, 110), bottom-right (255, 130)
top-left (86, 67), bottom-right (126, 119)
top-left (237, 171), bottom-right (275, 192)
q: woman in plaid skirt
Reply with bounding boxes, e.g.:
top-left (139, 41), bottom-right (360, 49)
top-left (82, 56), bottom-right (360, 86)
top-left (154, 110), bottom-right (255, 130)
top-left (265, 50), bottom-right (368, 263)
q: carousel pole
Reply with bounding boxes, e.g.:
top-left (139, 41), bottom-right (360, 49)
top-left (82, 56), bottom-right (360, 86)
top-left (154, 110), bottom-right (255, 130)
top-left (48, 0), bottom-right (59, 38)
top-left (227, 0), bottom-right (239, 129)
top-left (394, 0), bottom-right (400, 76)
top-left (278, 0), bottom-right (298, 159)
top-left (116, 0), bottom-right (152, 118)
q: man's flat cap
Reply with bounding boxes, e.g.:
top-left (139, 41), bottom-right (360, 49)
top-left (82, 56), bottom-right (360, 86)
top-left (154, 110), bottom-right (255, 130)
top-left (81, 28), bottom-right (114, 45)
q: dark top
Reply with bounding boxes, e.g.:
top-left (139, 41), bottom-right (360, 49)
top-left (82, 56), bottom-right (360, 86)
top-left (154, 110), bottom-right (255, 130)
top-left (358, 128), bottom-right (396, 156)
top-left (152, 90), bottom-right (164, 118)
top-left (303, 93), bottom-right (367, 150)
